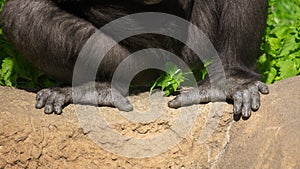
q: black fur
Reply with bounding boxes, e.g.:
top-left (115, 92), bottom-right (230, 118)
top-left (0, 0), bottom-right (269, 117)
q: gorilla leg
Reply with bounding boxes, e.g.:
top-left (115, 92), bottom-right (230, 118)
top-left (1, 0), bottom-right (133, 114)
top-left (216, 0), bottom-right (269, 117)
top-left (169, 0), bottom-right (269, 117)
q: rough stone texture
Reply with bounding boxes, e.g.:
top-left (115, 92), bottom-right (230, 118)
top-left (0, 76), bottom-right (299, 169)
top-left (215, 76), bottom-right (300, 169)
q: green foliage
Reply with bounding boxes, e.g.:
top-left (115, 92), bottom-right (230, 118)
top-left (190, 61), bottom-right (211, 81)
top-left (150, 62), bottom-right (210, 96)
top-left (150, 63), bottom-right (188, 96)
top-left (258, 0), bottom-right (300, 84)
top-left (0, 36), bottom-right (59, 88)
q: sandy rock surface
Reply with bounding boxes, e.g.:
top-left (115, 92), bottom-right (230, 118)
top-left (215, 76), bottom-right (300, 169)
top-left (0, 76), bottom-right (299, 169)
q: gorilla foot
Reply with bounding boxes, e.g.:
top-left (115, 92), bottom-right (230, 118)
top-left (36, 87), bottom-right (71, 114)
top-left (168, 78), bottom-right (269, 118)
top-left (36, 82), bottom-right (133, 114)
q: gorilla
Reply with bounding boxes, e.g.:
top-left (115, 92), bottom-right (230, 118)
top-left (0, 0), bottom-right (269, 117)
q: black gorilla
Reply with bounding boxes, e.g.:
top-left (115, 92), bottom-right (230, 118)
top-left (0, 0), bottom-right (269, 117)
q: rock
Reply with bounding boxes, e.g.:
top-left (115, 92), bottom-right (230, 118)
top-left (215, 76), bottom-right (300, 169)
top-left (0, 76), bottom-right (299, 168)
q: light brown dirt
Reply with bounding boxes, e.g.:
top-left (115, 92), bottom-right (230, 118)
top-left (0, 76), bottom-right (299, 169)
top-left (0, 87), bottom-right (233, 169)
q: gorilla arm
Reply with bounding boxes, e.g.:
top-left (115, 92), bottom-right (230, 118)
top-left (169, 0), bottom-right (269, 118)
top-left (0, 0), bottom-right (133, 114)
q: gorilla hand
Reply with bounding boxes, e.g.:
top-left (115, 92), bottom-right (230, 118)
top-left (168, 77), bottom-right (269, 118)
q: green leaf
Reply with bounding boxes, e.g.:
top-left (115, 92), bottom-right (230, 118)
top-left (268, 37), bottom-right (282, 55)
top-left (280, 36), bottom-right (298, 57)
top-left (273, 26), bottom-right (289, 38)
top-left (164, 89), bottom-right (171, 97)
top-left (0, 57), bottom-right (14, 86)
top-left (150, 62), bottom-right (187, 96)
top-left (149, 80), bottom-right (158, 94)
top-left (265, 67), bottom-right (277, 84)
top-left (171, 82), bottom-right (179, 92)
top-left (277, 60), bottom-right (298, 80)
top-left (165, 62), bottom-right (179, 75)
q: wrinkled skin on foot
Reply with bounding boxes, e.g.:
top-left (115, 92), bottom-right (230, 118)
top-left (168, 77), bottom-right (269, 118)
top-left (36, 82), bottom-right (133, 114)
